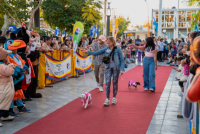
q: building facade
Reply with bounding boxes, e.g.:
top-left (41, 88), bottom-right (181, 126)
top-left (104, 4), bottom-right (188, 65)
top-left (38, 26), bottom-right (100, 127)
top-left (124, 27), bottom-right (153, 40)
top-left (152, 7), bottom-right (200, 40)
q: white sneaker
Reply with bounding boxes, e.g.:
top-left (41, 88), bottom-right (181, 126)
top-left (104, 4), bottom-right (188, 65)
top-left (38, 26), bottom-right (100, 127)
top-left (99, 86), bottom-right (103, 92)
top-left (104, 98), bottom-right (110, 106)
top-left (1, 115), bottom-right (14, 121)
top-left (144, 88), bottom-right (148, 91)
top-left (178, 92), bottom-right (183, 97)
top-left (149, 89), bottom-right (155, 92)
top-left (112, 97), bottom-right (117, 104)
top-left (97, 83), bottom-right (100, 88)
top-left (0, 122), bottom-right (3, 127)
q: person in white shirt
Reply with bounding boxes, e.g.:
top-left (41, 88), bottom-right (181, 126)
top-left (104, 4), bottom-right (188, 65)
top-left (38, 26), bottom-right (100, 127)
top-left (158, 38), bottom-right (164, 62)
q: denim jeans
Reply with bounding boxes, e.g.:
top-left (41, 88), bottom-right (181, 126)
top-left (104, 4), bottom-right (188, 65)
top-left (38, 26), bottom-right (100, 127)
top-left (143, 57), bottom-right (156, 90)
top-left (126, 58), bottom-right (131, 64)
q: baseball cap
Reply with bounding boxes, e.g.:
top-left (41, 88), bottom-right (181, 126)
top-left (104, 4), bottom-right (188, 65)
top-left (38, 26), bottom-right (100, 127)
top-left (99, 35), bottom-right (106, 42)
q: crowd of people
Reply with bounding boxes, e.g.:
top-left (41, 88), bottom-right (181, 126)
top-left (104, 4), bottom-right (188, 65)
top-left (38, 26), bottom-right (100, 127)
top-left (0, 27), bottom-right (102, 127)
top-left (0, 26), bottom-right (200, 132)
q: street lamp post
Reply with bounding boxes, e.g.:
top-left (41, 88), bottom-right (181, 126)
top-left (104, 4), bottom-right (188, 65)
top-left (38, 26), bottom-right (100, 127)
top-left (158, 0), bottom-right (162, 36)
top-left (107, 2), bottom-right (111, 37)
top-left (144, 0), bottom-right (150, 37)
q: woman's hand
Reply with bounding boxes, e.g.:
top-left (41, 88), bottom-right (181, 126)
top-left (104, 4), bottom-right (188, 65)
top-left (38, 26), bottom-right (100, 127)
top-left (81, 48), bottom-right (88, 53)
top-left (155, 66), bottom-right (157, 70)
top-left (120, 71), bottom-right (124, 75)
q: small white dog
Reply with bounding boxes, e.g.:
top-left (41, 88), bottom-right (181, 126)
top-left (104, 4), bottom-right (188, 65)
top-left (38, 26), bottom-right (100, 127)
top-left (79, 92), bottom-right (92, 108)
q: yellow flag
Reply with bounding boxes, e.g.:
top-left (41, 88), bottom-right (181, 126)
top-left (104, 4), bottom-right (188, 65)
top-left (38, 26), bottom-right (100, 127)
top-left (114, 25), bottom-right (118, 40)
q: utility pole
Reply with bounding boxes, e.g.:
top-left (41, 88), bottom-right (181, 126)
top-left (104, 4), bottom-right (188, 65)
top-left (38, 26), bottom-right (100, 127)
top-left (176, 0), bottom-right (179, 38)
top-left (34, 0), bottom-right (40, 28)
top-left (112, 9), bottom-right (115, 37)
top-left (158, 0), bottom-right (162, 36)
top-left (145, 0), bottom-right (150, 37)
top-left (103, 0), bottom-right (107, 36)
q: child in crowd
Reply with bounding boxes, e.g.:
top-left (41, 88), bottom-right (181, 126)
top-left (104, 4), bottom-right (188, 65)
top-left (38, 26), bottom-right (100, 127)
top-left (126, 46), bottom-right (131, 64)
top-left (172, 57), bottom-right (184, 96)
top-left (50, 43), bottom-right (57, 50)
top-left (130, 40), bottom-right (136, 62)
top-left (167, 43), bottom-right (177, 64)
top-left (122, 49), bottom-right (128, 68)
top-left (0, 47), bottom-right (15, 126)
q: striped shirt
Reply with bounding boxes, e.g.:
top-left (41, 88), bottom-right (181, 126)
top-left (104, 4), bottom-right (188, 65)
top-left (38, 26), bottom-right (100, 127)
top-left (91, 42), bottom-right (107, 65)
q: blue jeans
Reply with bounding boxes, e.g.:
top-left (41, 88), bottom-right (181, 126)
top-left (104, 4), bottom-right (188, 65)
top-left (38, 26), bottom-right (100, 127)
top-left (10, 99), bottom-right (23, 109)
top-left (143, 57), bottom-right (156, 90)
top-left (126, 58), bottom-right (131, 64)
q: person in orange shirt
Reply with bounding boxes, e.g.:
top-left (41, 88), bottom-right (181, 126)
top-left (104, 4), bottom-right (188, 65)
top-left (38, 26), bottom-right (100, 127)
top-left (186, 38), bottom-right (200, 103)
top-left (4, 37), bottom-right (31, 117)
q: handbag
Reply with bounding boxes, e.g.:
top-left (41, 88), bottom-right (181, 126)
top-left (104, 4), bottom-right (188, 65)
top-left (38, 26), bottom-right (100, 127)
top-left (102, 47), bottom-right (116, 64)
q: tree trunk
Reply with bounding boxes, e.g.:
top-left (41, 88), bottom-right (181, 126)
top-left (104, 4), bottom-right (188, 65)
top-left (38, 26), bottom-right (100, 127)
top-left (28, 14), bottom-right (34, 31)
top-left (1, 14), bottom-right (12, 36)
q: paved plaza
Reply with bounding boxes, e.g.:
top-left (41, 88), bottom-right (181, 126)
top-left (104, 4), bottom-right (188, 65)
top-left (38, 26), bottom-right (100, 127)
top-left (0, 61), bottom-right (189, 134)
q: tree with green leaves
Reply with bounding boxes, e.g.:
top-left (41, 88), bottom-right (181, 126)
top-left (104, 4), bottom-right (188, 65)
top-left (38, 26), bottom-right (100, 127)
top-left (82, 0), bottom-right (102, 23)
top-left (184, 0), bottom-right (200, 29)
top-left (0, 0), bottom-right (43, 35)
top-left (110, 16), bottom-right (131, 38)
top-left (41, 0), bottom-right (102, 35)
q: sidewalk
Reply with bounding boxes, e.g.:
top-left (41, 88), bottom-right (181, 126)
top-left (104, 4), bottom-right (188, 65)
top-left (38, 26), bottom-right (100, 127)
top-left (146, 68), bottom-right (190, 134)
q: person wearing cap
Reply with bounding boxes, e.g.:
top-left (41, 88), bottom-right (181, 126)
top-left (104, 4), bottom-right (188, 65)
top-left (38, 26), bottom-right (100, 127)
top-left (91, 35), bottom-right (107, 92)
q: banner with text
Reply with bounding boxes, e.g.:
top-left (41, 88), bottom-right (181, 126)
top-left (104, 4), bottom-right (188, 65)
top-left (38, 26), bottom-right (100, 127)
top-left (45, 53), bottom-right (71, 80)
top-left (73, 22), bottom-right (84, 57)
top-left (75, 53), bottom-right (92, 73)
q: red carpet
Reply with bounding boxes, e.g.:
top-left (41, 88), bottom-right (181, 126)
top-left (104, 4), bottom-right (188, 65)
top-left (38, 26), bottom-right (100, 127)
top-left (15, 66), bottom-right (172, 134)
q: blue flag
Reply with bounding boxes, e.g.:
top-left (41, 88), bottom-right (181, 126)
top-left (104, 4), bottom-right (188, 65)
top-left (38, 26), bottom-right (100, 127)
top-left (153, 17), bottom-right (158, 33)
top-left (90, 26), bottom-right (97, 37)
top-left (55, 29), bottom-right (60, 36)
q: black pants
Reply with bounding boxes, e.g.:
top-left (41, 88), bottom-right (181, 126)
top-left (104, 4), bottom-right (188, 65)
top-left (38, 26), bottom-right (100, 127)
top-left (158, 51), bottom-right (164, 61)
top-left (24, 82), bottom-right (32, 98)
top-left (31, 65), bottom-right (42, 98)
top-left (0, 110), bottom-right (9, 118)
top-left (179, 81), bottom-right (184, 87)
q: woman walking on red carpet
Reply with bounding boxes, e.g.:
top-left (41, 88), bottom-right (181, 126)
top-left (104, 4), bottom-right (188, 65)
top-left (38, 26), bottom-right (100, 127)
top-left (82, 36), bottom-right (125, 106)
top-left (133, 37), bottom-right (158, 92)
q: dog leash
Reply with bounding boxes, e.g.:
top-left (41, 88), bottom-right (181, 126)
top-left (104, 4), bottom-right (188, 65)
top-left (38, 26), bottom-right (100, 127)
top-left (81, 61), bottom-right (88, 91)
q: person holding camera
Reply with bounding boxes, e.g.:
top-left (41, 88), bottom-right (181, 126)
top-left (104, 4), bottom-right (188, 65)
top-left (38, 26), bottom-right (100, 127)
top-left (82, 36), bottom-right (125, 106)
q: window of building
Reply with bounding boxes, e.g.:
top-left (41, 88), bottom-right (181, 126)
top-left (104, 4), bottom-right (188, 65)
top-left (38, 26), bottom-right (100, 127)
top-left (169, 15), bottom-right (173, 22)
top-left (165, 15), bottom-right (169, 22)
top-left (179, 15), bottom-right (182, 22)
top-left (178, 10), bottom-right (196, 27)
top-left (187, 14), bottom-right (191, 22)
top-left (165, 11), bottom-right (169, 14)
top-left (162, 15), bottom-right (164, 22)
top-left (156, 11), bottom-right (158, 14)
top-left (181, 14), bottom-right (186, 22)
top-left (170, 11), bottom-right (174, 14)
top-left (156, 15), bottom-right (158, 22)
